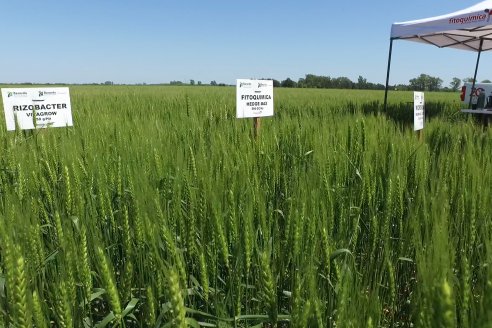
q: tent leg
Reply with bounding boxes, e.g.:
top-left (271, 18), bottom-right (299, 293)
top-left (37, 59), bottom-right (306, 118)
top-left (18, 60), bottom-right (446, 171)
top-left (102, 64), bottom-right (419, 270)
top-left (469, 39), bottom-right (483, 109)
top-left (383, 39), bottom-right (394, 113)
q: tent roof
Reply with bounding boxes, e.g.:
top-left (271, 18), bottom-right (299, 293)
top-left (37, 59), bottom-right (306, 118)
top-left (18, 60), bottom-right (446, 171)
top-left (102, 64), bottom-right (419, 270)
top-left (391, 0), bottom-right (492, 51)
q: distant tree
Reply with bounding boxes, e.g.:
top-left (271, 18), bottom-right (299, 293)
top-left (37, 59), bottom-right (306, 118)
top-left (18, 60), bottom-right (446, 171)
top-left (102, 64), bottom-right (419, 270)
top-left (304, 74), bottom-right (331, 88)
top-left (170, 80), bottom-right (183, 85)
top-left (210, 80), bottom-right (217, 86)
top-left (104, 81), bottom-right (113, 85)
top-left (190, 79), bottom-right (195, 85)
top-left (449, 77), bottom-right (461, 91)
top-left (300, 74), bottom-right (353, 89)
top-left (409, 74), bottom-right (442, 91)
top-left (429, 76), bottom-right (443, 91)
top-left (281, 78), bottom-right (297, 88)
top-left (409, 75), bottom-right (426, 90)
top-left (333, 77), bottom-right (354, 89)
top-left (481, 79), bottom-right (492, 83)
top-left (463, 77), bottom-right (476, 83)
top-left (394, 83), bottom-right (410, 91)
top-left (197, 81), bottom-right (202, 85)
top-left (357, 76), bottom-right (368, 89)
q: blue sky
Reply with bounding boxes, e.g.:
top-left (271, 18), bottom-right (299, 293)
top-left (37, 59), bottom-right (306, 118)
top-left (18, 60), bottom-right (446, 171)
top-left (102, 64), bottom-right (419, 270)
top-left (1, 1), bottom-right (490, 86)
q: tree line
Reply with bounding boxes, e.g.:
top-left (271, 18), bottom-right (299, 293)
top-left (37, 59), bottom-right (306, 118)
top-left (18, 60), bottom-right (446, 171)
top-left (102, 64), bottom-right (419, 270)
top-left (181, 74), bottom-right (482, 91)
top-left (394, 75), bottom-right (490, 92)
top-left (8, 74), bottom-right (486, 91)
top-left (259, 74), bottom-right (386, 90)
top-left (267, 74), bottom-right (488, 91)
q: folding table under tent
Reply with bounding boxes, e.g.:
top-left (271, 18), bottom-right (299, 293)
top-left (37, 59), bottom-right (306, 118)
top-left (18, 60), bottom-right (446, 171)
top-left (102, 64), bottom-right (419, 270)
top-left (384, 0), bottom-right (492, 112)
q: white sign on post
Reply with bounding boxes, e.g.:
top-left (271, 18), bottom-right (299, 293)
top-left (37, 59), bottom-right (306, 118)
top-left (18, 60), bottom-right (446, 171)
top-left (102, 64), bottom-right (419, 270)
top-left (414, 91), bottom-right (425, 131)
top-left (236, 79), bottom-right (274, 118)
top-left (1, 87), bottom-right (73, 131)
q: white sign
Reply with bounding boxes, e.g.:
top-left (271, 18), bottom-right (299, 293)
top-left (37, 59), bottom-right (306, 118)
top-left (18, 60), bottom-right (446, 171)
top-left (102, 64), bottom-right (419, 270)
top-left (236, 79), bottom-right (274, 118)
top-left (1, 87), bottom-right (73, 131)
top-left (414, 92), bottom-right (425, 131)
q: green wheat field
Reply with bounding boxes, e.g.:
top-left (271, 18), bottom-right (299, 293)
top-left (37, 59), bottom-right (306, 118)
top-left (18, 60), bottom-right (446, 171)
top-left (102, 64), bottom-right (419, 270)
top-left (0, 86), bottom-right (491, 327)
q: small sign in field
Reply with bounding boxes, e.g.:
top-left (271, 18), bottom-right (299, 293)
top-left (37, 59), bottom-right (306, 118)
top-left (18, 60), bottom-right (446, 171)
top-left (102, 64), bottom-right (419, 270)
top-left (236, 79), bottom-right (274, 118)
top-left (1, 87), bottom-right (73, 131)
top-left (414, 91), bottom-right (424, 131)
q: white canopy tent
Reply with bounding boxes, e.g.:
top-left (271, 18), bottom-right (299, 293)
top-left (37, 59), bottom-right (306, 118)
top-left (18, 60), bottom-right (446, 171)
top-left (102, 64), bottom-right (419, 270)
top-left (384, 0), bottom-right (492, 110)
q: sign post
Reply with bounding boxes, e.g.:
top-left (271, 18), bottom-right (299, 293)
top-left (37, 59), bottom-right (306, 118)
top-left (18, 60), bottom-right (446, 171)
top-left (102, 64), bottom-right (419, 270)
top-left (253, 117), bottom-right (261, 139)
top-left (236, 79), bottom-right (274, 139)
top-left (414, 91), bottom-right (425, 141)
top-left (1, 87), bottom-right (73, 131)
